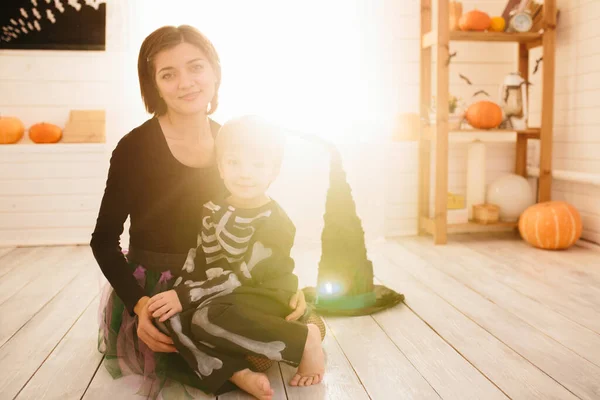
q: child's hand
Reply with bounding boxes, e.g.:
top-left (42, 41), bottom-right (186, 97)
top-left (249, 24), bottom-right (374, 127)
top-left (147, 290), bottom-right (183, 322)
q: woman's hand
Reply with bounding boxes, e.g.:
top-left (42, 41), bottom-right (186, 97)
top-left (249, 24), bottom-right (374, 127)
top-left (134, 296), bottom-right (177, 353)
top-left (148, 290), bottom-right (183, 322)
top-left (285, 289), bottom-right (307, 321)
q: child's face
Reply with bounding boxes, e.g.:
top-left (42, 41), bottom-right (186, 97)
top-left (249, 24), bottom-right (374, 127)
top-left (218, 145), bottom-right (279, 206)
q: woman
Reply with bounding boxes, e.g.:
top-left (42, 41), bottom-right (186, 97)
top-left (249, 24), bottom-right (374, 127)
top-left (91, 25), bottom-right (307, 399)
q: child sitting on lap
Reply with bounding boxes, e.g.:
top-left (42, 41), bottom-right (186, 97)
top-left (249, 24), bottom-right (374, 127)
top-left (146, 115), bottom-right (325, 399)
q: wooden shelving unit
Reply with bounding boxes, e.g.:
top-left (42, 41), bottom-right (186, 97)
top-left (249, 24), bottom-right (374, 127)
top-left (418, 0), bottom-right (557, 244)
top-left (422, 127), bottom-right (541, 142)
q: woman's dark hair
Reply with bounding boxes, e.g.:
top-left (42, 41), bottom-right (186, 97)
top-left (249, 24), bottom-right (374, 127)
top-left (138, 25), bottom-right (221, 116)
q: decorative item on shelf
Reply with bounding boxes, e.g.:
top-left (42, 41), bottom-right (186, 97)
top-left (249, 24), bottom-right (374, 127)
top-left (518, 201), bottom-right (582, 250)
top-left (501, 0), bottom-right (522, 21)
top-left (448, 191), bottom-right (468, 224)
top-left (62, 110), bottom-right (106, 143)
top-left (465, 99), bottom-right (503, 130)
top-left (528, 0), bottom-right (560, 33)
top-left (0, 115), bottom-right (25, 144)
top-left (29, 122), bottom-right (63, 143)
top-left (448, 192), bottom-right (465, 209)
top-left (449, 1), bottom-right (463, 31)
top-left (473, 204), bottom-right (500, 224)
top-left (428, 95), bottom-right (465, 130)
top-left (429, 193), bottom-right (467, 223)
top-left (448, 95), bottom-right (465, 130)
top-left (499, 72), bottom-right (529, 130)
top-left (459, 9), bottom-right (492, 31)
top-left (466, 141), bottom-right (486, 219)
top-left (486, 173), bottom-right (535, 222)
top-left (507, 0), bottom-right (533, 32)
top-left (489, 16), bottom-right (507, 32)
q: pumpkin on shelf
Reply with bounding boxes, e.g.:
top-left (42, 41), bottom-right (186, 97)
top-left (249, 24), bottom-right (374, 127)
top-left (518, 201), bottom-right (583, 250)
top-left (29, 122), bottom-right (63, 143)
top-left (0, 116), bottom-right (25, 144)
top-left (489, 16), bottom-right (506, 32)
top-left (465, 100), bottom-right (503, 129)
top-left (459, 10), bottom-right (492, 31)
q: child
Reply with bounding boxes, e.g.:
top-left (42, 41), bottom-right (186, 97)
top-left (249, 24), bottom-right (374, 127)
top-left (146, 115), bottom-right (325, 399)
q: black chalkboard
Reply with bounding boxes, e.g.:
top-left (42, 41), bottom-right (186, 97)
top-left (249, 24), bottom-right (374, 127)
top-left (0, 0), bottom-right (106, 50)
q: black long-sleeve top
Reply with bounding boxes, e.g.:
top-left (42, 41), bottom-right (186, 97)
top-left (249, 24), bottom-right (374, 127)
top-left (90, 117), bottom-right (225, 314)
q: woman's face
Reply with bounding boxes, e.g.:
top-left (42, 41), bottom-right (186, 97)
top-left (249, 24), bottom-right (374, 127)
top-left (153, 42), bottom-right (218, 116)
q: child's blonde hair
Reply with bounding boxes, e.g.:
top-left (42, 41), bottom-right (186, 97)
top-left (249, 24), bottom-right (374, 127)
top-left (216, 115), bottom-right (286, 169)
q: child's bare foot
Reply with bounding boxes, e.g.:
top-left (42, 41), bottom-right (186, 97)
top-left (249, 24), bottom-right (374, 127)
top-left (230, 368), bottom-right (274, 400)
top-left (289, 323), bottom-right (325, 386)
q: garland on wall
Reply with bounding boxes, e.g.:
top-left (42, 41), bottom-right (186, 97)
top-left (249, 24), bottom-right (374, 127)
top-left (0, 0), bottom-right (106, 50)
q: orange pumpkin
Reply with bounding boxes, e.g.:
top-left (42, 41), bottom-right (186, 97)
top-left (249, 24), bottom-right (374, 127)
top-left (465, 101), bottom-right (503, 129)
top-left (29, 122), bottom-right (62, 143)
top-left (518, 201), bottom-right (583, 250)
top-left (459, 10), bottom-right (492, 31)
top-left (0, 116), bottom-right (25, 144)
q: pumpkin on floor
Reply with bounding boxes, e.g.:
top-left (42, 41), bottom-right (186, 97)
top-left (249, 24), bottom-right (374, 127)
top-left (465, 100), bottom-right (503, 129)
top-left (459, 10), bottom-right (492, 31)
top-left (0, 116), bottom-right (25, 144)
top-left (29, 122), bottom-right (63, 143)
top-left (518, 201), bottom-right (583, 250)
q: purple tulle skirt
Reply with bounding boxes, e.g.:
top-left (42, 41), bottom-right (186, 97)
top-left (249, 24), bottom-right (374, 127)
top-left (97, 260), bottom-right (211, 399)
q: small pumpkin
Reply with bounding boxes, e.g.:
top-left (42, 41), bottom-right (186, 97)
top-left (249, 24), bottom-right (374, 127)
top-left (459, 10), bottom-right (492, 31)
top-left (490, 16), bottom-right (506, 32)
top-left (465, 101), bottom-right (503, 129)
top-left (29, 122), bottom-right (62, 143)
top-left (519, 201), bottom-right (583, 250)
top-left (0, 116), bottom-right (25, 144)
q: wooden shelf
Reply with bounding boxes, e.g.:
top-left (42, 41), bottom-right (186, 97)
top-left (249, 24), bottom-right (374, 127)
top-left (451, 31), bottom-right (542, 43)
top-left (421, 217), bottom-right (517, 235)
top-left (451, 128), bottom-right (540, 141)
top-left (418, 0), bottom-right (556, 244)
top-left (452, 128), bottom-right (539, 136)
top-left (423, 127), bottom-right (540, 142)
top-left (423, 31), bottom-right (543, 48)
top-left (0, 143), bottom-right (107, 154)
top-left (447, 221), bottom-right (518, 234)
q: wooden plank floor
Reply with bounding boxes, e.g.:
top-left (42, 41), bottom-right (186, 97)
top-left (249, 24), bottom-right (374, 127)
top-left (1, 233), bottom-right (599, 399)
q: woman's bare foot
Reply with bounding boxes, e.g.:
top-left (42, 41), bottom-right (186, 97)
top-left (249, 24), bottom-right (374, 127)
top-left (230, 368), bottom-right (274, 400)
top-left (289, 323), bottom-right (325, 386)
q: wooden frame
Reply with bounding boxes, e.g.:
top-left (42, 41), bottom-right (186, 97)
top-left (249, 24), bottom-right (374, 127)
top-left (418, 0), bottom-right (556, 244)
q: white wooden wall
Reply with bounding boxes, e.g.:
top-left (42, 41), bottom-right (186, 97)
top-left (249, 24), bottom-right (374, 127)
top-left (0, 1), bottom-right (136, 246)
top-left (527, 0), bottom-right (600, 244)
top-left (5, 0), bottom-right (594, 246)
top-left (0, 144), bottom-right (107, 245)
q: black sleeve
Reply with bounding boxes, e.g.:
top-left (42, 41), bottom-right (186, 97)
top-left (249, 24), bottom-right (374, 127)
top-left (90, 137), bottom-right (146, 315)
top-left (249, 213), bottom-right (298, 295)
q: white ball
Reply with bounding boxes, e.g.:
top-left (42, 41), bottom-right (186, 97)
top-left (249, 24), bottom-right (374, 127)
top-left (486, 174), bottom-right (535, 221)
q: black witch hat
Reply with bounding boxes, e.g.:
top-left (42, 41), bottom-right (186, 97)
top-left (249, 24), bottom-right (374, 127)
top-left (299, 138), bottom-right (404, 316)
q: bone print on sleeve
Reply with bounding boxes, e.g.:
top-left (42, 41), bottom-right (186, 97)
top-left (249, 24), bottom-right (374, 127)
top-left (245, 206), bottom-right (298, 296)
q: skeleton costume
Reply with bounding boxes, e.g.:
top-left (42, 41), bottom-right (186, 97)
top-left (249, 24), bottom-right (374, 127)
top-left (160, 198), bottom-right (308, 394)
